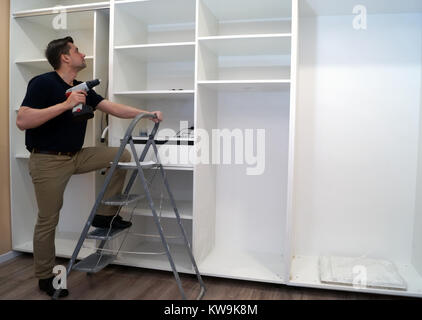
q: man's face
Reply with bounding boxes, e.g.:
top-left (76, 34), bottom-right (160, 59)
top-left (63, 43), bottom-right (86, 71)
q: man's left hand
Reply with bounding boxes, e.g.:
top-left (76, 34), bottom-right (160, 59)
top-left (150, 111), bottom-right (163, 123)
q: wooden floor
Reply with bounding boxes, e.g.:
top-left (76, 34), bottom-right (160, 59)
top-left (0, 253), bottom-right (409, 300)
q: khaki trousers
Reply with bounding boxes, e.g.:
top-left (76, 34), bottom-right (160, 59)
top-left (28, 147), bottom-right (131, 280)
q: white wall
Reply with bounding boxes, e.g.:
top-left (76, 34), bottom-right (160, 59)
top-left (0, 0), bottom-right (11, 255)
top-left (412, 15), bottom-right (422, 276)
top-left (295, 13), bottom-right (422, 263)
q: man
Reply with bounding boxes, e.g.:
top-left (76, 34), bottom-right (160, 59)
top-left (16, 36), bottom-right (163, 298)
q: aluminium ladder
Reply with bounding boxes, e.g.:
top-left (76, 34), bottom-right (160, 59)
top-left (53, 113), bottom-right (206, 300)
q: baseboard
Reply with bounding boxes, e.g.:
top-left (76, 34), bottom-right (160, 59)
top-left (0, 251), bottom-right (22, 264)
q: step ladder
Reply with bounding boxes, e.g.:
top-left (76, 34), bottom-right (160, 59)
top-left (53, 113), bottom-right (206, 300)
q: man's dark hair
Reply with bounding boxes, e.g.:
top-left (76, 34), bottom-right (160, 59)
top-left (45, 36), bottom-right (74, 70)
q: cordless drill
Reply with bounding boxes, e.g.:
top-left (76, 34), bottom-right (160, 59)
top-left (66, 79), bottom-right (101, 121)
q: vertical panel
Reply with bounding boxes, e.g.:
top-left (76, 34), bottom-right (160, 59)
top-left (193, 86), bottom-right (217, 264)
top-left (284, 0), bottom-right (298, 282)
top-left (93, 9), bottom-right (110, 196)
top-left (9, 6), bottom-right (38, 248)
top-left (412, 15), bottom-right (422, 277)
top-left (193, 0), bottom-right (216, 264)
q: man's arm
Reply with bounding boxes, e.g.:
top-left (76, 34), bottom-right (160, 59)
top-left (16, 90), bottom-right (87, 131)
top-left (97, 99), bottom-right (163, 123)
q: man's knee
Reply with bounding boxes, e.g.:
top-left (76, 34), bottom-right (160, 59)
top-left (35, 212), bottom-right (60, 233)
top-left (121, 149), bottom-right (131, 163)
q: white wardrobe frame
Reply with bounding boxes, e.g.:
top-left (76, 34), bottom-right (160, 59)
top-left (9, 0), bottom-right (422, 299)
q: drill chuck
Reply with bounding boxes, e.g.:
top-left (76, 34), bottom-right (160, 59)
top-left (85, 79), bottom-right (101, 90)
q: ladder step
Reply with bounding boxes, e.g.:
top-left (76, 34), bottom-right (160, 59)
top-left (114, 161), bottom-right (159, 170)
top-left (101, 194), bottom-right (145, 206)
top-left (86, 227), bottom-right (127, 240)
top-left (73, 253), bottom-right (115, 273)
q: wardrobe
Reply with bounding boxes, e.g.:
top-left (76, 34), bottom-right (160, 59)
top-left (9, 0), bottom-right (422, 298)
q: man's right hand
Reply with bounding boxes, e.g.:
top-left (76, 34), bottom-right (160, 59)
top-left (64, 90), bottom-right (87, 110)
top-left (18, 91), bottom-right (88, 130)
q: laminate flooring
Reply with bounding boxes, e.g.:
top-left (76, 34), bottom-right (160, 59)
top-left (0, 253), bottom-right (409, 300)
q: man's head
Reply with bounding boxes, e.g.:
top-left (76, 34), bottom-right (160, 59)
top-left (45, 36), bottom-right (86, 71)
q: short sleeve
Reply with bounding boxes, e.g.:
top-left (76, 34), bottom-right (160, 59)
top-left (86, 89), bottom-right (104, 110)
top-left (21, 76), bottom-right (48, 109)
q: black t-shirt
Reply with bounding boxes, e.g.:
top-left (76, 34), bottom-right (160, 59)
top-left (21, 71), bottom-right (104, 153)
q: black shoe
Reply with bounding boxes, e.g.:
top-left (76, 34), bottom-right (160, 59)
top-left (92, 214), bottom-right (132, 229)
top-left (38, 276), bottom-right (69, 298)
